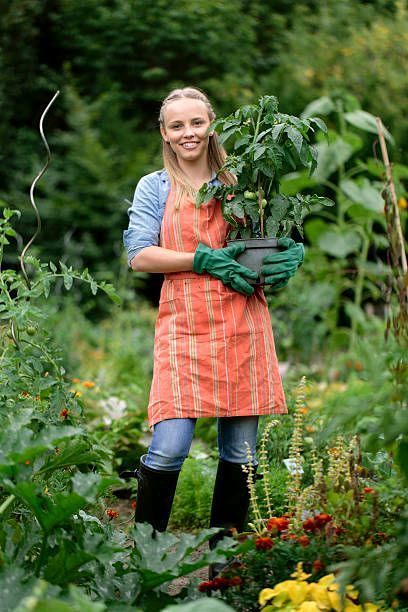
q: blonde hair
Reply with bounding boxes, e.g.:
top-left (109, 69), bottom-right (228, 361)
top-left (159, 87), bottom-right (235, 209)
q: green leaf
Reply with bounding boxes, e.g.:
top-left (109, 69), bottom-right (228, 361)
top-left (396, 439), bottom-right (408, 480)
top-left (163, 600), bottom-right (235, 611)
top-left (63, 274), bottom-right (73, 290)
top-left (344, 110), bottom-right (394, 144)
top-left (340, 179), bottom-right (384, 213)
top-left (314, 138), bottom-right (354, 181)
top-left (318, 228), bottom-right (362, 257)
top-left (49, 261), bottom-right (57, 273)
top-left (253, 145), bottom-right (266, 161)
top-left (285, 126), bottom-right (303, 154)
top-left (301, 96), bottom-right (336, 118)
top-left (90, 280), bottom-right (98, 295)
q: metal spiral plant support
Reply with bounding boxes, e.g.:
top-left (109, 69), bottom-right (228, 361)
top-left (9, 91), bottom-right (60, 349)
top-left (19, 90), bottom-right (60, 288)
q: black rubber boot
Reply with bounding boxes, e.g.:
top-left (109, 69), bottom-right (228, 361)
top-left (134, 455), bottom-right (181, 532)
top-left (208, 458), bottom-right (261, 580)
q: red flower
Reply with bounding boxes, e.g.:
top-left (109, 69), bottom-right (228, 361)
top-left (363, 487), bottom-right (376, 494)
top-left (228, 576), bottom-right (243, 586)
top-left (106, 509), bottom-right (119, 519)
top-left (24, 460), bottom-right (30, 465)
top-left (60, 408), bottom-right (69, 419)
top-left (267, 517), bottom-right (289, 533)
top-left (226, 194), bottom-right (235, 201)
top-left (303, 518), bottom-right (317, 532)
top-left (314, 513), bottom-right (332, 528)
top-left (298, 535), bottom-right (311, 547)
top-left (212, 577), bottom-right (230, 590)
top-left (255, 536), bottom-right (274, 550)
top-left (131, 500), bottom-right (137, 509)
top-left (198, 581), bottom-right (213, 593)
top-left (312, 559), bottom-right (326, 573)
top-left (280, 533), bottom-right (297, 541)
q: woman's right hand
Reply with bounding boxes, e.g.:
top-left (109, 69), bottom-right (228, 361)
top-left (193, 242), bottom-right (258, 296)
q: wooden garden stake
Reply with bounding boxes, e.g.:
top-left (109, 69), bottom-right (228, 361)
top-left (375, 117), bottom-right (407, 275)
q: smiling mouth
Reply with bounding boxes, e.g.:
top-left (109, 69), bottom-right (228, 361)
top-left (181, 142), bottom-right (200, 149)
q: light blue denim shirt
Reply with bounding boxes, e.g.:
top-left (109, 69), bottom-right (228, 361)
top-left (123, 168), bottom-right (221, 266)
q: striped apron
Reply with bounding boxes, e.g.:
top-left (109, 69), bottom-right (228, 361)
top-left (147, 188), bottom-right (287, 429)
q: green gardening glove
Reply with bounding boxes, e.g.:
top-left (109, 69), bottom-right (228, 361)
top-left (261, 237), bottom-right (305, 290)
top-left (193, 242), bottom-right (259, 296)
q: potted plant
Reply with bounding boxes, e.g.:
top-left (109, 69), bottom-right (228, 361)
top-left (196, 95), bottom-right (334, 284)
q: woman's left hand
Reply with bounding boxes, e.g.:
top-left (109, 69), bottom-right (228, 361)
top-left (260, 237), bottom-right (305, 290)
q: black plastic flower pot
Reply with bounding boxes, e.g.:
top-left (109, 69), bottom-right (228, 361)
top-left (226, 237), bottom-right (281, 285)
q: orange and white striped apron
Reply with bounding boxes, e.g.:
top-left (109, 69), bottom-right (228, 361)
top-left (147, 188), bottom-right (287, 429)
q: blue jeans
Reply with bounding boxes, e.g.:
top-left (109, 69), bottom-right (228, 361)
top-left (143, 416), bottom-right (259, 471)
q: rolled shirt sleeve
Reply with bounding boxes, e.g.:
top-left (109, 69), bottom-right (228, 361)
top-left (123, 172), bottom-right (164, 267)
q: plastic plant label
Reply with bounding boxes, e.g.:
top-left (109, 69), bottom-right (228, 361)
top-left (283, 458), bottom-right (304, 475)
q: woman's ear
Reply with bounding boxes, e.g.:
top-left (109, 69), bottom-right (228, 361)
top-left (160, 126), bottom-right (169, 143)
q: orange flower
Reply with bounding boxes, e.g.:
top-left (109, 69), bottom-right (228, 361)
top-left (255, 536), bottom-right (274, 550)
top-left (131, 500), bottom-right (137, 509)
top-left (303, 518), bottom-right (317, 532)
top-left (314, 513), bottom-right (332, 528)
top-left (363, 486), bottom-right (376, 494)
top-left (71, 377), bottom-right (81, 383)
top-left (106, 509), bottom-right (119, 519)
top-left (312, 559), bottom-right (326, 573)
top-left (60, 408), bottom-right (70, 419)
top-left (24, 460), bottom-right (30, 465)
top-left (398, 197), bottom-right (407, 210)
top-left (267, 516), bottom-right (289, 533)
top-left (354, 361), bottom-right (364, 372)
top-left (298, 535), bottom-right (311, 547)
top-left (82, 380), bottom-right (95, 389)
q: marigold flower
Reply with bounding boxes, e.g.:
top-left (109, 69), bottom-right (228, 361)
top-left (314, 513), bottom-right (332, 528)
top-left (354, 361), bottom-right (364, 372)
top-left (106, 508), bottom-right (119, 519)
top-left (198, 580), bottom-right (213, 593)
top-left (71, 377), bottom-right (81, 383)
top-left (281, 533), bottom-right (298, 541)
top-left (298, 535), bottom-right (311, 547)
top-left (255, 536), bottom-right (274, 550)
top-left (131, 500), bottom-right (137, 509)
top-left (303, 518), bottom-right (317, 532)
top-left (21, 391), bottom-right (30, 398)
top-left (363, 487), bottom-right (375, 494)
top-left (312, 559), bottom-right (326, 573)
top-left (60, 408), bottom-right (69, 419)
top-left (24, 460), bottom-right (30, 465)
top-left (267, 516), bottom-right (289, 532)
top-left (211, 577), bottom-right (230, 590)
top-left (398, 197), bottom-right (407, 210)
top-left (228, 576), bottom-right (242, 586)
top-left (82, 380), bottom-right (95, 388)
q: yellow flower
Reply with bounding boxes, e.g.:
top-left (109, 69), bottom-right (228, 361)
top-left (363, 605), bottom-right (380, 612)
top-left (318, 574), bottom-right (336, 587)
top-left (259, 588), bottom-right (276, 607)
top-left (291, 563), bottom-right (312, 582)
top-left (298, 603), bottom-right (320, 612)
top-left (398, 197), bottom-right (407, 210)
top-left (308, 583), bottom-right (331, 609)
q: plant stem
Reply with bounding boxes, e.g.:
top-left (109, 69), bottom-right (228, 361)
top-left (350, 222), bottom-right (371, 348)
top-left (0, 494), bottom-right (15, 514)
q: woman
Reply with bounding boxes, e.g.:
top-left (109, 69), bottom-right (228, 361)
top-left (123, 87), bottom-right (303, 566)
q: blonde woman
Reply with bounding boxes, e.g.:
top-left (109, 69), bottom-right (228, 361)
top-left (123, 87), bottom-right (303, 576)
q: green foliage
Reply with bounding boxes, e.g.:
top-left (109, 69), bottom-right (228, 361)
top-left (197, 95), bottom-right (333, 239)
top-left (171, 456), bottom-right (216, 530)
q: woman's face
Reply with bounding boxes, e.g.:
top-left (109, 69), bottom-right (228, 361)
top-left (160, 98), bottom-right (213, 164)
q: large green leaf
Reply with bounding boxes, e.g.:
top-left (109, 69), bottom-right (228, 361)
top-left (163, 600), bottom-right (235, 611)
top-left (313, 139), bottom-right (354, 181)
top-left (344, 110), bottom-right (394, 144)
top-left (130, 524), bottom-right (240, 590)
top-left (340, 178), bottom-right (384, 212)
top-left (301, 96), bottom-right (336, 118)
top-left (318, 228), bottom-right (362, 258)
